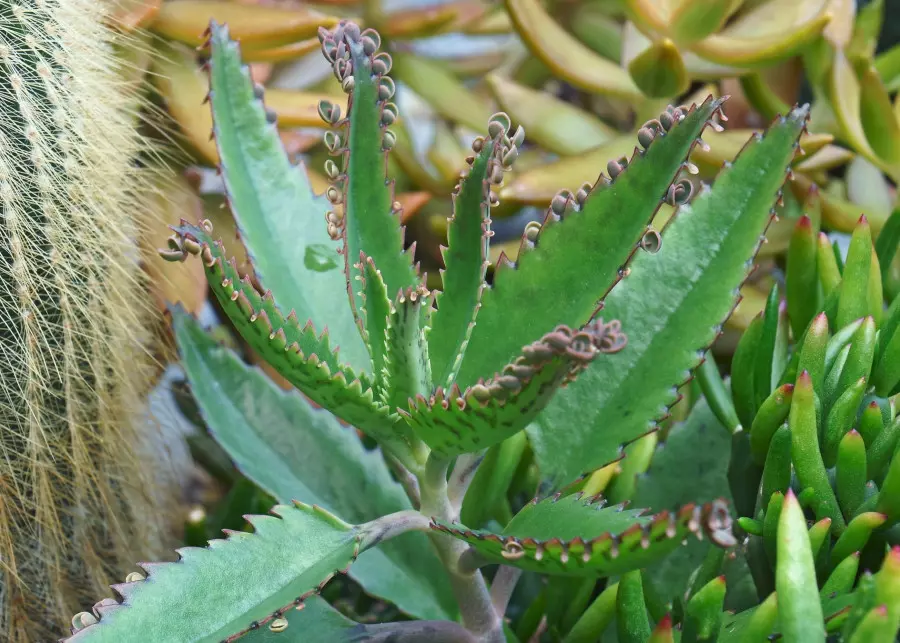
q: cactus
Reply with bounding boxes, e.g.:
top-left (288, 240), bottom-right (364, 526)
top-left (0, 0), bottom-right (170, 639)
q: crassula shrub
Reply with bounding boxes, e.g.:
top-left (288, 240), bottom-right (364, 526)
top-left (65, 19), bottom-right (900, 643)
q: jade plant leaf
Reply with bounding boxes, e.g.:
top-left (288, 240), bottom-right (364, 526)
top-left (432, 495), bottom-right (734, 577)
top-left (67, 503), bottom-right (360, 642)
top-left (427, 115), bottom-right (513, 388)
top-left (317, 22), bottom-right (419, 320)
top-left (529, 105), bottom-right (810, 489)
top-left (204, 22), bottom-right (369, 373)
top-left (172, 310), bottom-right (456, 620)
top-left (163, 221), bottom-right (422, 470)
top-left (454, 97), bottom-right (726, 389)
top-left (404, 318), bottom-right (627, 457)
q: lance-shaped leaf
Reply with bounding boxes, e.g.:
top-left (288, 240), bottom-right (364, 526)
top-left (427, 116), bottom-right (511, 388)
top-left (383, 286), bottom-right (433, 410)
top-left (355, 254), bottom-right (392, 387)
top-left (67, 503), bottom-right (360, 642)
top-left (162, 221), bottom-right (421, 469)
top-left (204, 23), bottom-right (369, 373)
top-left (431, 495), bottom-right (734, 577)
top-left (455, 97), bottom-right (726, 389)
top-left (172, 310), bottom-right (455, 620)
top-left (317, 21), bottom-right (418, 322)
top-left (404, 318), bottom-right (627, 457)
top-left (529, 106), bottom-right (810, 489)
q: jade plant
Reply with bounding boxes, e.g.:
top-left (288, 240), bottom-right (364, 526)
top-left (63, 17), bottom-right (900, 643)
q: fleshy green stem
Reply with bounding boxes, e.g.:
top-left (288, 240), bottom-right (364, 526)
top-left (359, 510), bottom-right (432, 550)
top-left (420, 454), bottom-right (505, 643)
top-left (448, 452), bottom-right (486, 512)
top-left (490, 565), bottom-right (523, 617)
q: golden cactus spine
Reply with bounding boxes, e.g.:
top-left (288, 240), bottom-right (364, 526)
top-left (0, 1), bottom-right (169, 639)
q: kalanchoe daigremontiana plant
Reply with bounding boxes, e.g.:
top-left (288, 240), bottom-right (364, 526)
top-left (63, 17), bottom-right (877, 643)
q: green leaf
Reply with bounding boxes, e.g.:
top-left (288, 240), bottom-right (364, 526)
top-left (406, 318), bottom-right (626, 457)
top-left (68, 503), bottom-right (360, 642)
top-left (874, 208), bottom-right (900, 290)
top-left (682, 576), bottom-right (727, 643)
top-left (631, 394), bottom-right (734, 603)
top-left (355, 254), bottom-right (392, 388)
top-left (239, 596), bottom-right (357, 642)
top-left (428, 119), bottom-right (507, 388)
top-left (776, 490), bottom-right (826, 642)
top-left (172, 310), bottom-right (455, 620)
top-left (319, 22), bottom-right (418, 317)
top-left (616, 571), bottom-right (651, 643)
top-left (455, 97), bottom-right (726, 389)
top-left (384, 286), bottom-right (432, 409)
top-left (165, 222), bottom-right (421, 470)
top-left (432, 495), bottom-right (735, 577)
top-left (204, 21), bottom-right (368, 373)
top-left (627, 39), bottom-right (690, 99)
top-left (837, 216), bottom-right (874, 330)
top-left (529, 106), bottom-right (809, 488)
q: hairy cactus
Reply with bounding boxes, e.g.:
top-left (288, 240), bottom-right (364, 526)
top-left (56, 15), bottom-right (838, 641)
top-left (0, 1), bottom-right (170, 639)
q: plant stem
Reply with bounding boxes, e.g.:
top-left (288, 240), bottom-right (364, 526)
top-left (359, 510), bottom-right (431, 550)
top-left (385, 452), bottom-right (421, 509)
top-left (490, 565), bottom-right (523, 617)
top-left (420, 454), bottom-right (505, 643)
top-left (448, 452), bottom-right (485, 512)
top-left (361, 620), bottom-right (479, 642)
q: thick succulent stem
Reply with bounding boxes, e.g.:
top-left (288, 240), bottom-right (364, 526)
top-left (420, 455), bottom-right (505, 643)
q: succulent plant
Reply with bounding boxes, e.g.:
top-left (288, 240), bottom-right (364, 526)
top-left (0, 0), bottom-right (175, 640)
top-left (57, 15), bottom-right (900, 642)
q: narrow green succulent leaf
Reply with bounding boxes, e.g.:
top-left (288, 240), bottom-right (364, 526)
top-left (562, 582), bottom-right (618, 643)
top-left (721, 593), bottom-right (856, 642)
top-left (874, 547), bottom-right (900, 633)
top-left (682, 576), bottom-right (727, 643)
top-left (762, 491), bottom-right (784, 565)
top-left (172, 310), bottom-right (456, 620)
top-left (837, 317), bottom-right (877, 394)
top-left (848, 606), bottom-right (894, 643)
top-left (837, 216), bottom-right (874, 329)
top-left (808, 517), bottom-right (832, 559)
top-left (627, 39), bottom-right (690, 98)
top-left (616, 571), bottom-right (651, 643)
top-left (831, 512), bottom-right (888, 566)
top-left (843, 572), bottom-right (879, 639)
top-left (648, 615), bottom-right (675, 643)
top-left (757, 425), bottom-right (793, 516)
top-left (859, 401), bottom-right (885, 447)
top-left (749, 384), bottom-right (794, 465)
top-left (822, 553), bottom-right (861, 598)
top-left (166, 222), bottom-right (420, 468)
top-left (319, 22), bottom-right (418, 316)
top-left (732, 316), bottom-right (764, 428)
top-left (872, 327), bottom-right (900, 395)
top-left (383, 286), bottom-right (432, 410)
top-left (787, 215), bottom-right (821, 338)
top-left (824, 345), bottom-right (852, 415)
top-left (355, 254), bottom-right (391, 387)
top-left (204, 21), bottom-right (369, 373)
top-left (876, 296), bottom-right (900, 371)
top-left (606, 433), bottom-right (656, 504)
top-left (736, 592), bottom-right (777, 643)
top-left (867, 416), bottom-right (900, 480)
top-left (530, 106), bottom-right (809, 488)
top-left (798, 313), bottom-right (829, 399)
top-left (455, 97), bottom-right (726, 389)
top-left (776, 490), bottom-right (826, 642)
top-left (406, 318), bottom-right (627, 457)
top-left (641, 569), bottom-right (671, 623)
top-left (826, 318), bottom-right (865, 375)
top-left (696, 356), bottom-right (742, 433)
top-left (67, 503), bottom-right (360, 642)
top-left (432, 496), bottom-right (734, 577)
top-left (876, 452), bottom-right (900, 524)
top-left (461, 432), bottom-right (528, 528)
top-left (428, 122), bottom-right (506, 388)
top-left (790, 372), bottom-right (845, 534)
top-left (874, 208), bottom-right (900, 289)
top-left (755, 285), bottom-right (781, 410)
top-left (836, 430), bottom-right (868, 520)
top-left (823, 377), bottom-right (868, 467)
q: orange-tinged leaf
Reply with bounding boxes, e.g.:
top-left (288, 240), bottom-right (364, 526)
top-left (264, 89), bottom-right (347, 128)
top-left (462, 7), bottom-right (512, 34)
top-left (828, 49), bottom-right (887, 168)
top-left (725, 283), bottom-right (769, 331)
top-left (622, 20), bottom-right (746, 80)
top-left (380, 4), bottom-right (463, 38)
top-left (691, 0), bottom-right (832, 66)
top-left (668, 0), bottom-right (743, 45)
top-left (441, 52), bottom-right (508, 77)
top-left (151, 0), bottom-right (338, 47)
top-left (110, 0), bottom-right (161, 31)
top-left (240, 37), bottom-right (320, 63)
top-left (692, 130), bottom-right (833, 174)
top-left (485, 73), bottom-right (616, 154)
top-left (625, 0), bottom-right (675, 33)
top-left (790, 175), bottom-right (891, 233)
top-left (499, 134), bottom-right (636, 204)
top-left (505, 0), bottom-right (642, 98)
top-left (858, 62), bottom-right (900, 165)
top-left (795, 144), bottom-right (855, 173)
top-left (397, 192), bottom-right (432, 224)
top-left (626, 38), bottom-right (690, 98)
top-left (823, 0), bottom-right (856, 48)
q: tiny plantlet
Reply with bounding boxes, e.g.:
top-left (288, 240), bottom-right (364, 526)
top-left (65, 18), bottom-right (900, 643)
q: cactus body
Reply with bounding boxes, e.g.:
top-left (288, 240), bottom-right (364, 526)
top-left (0, 0), bottom-right (167, 639)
